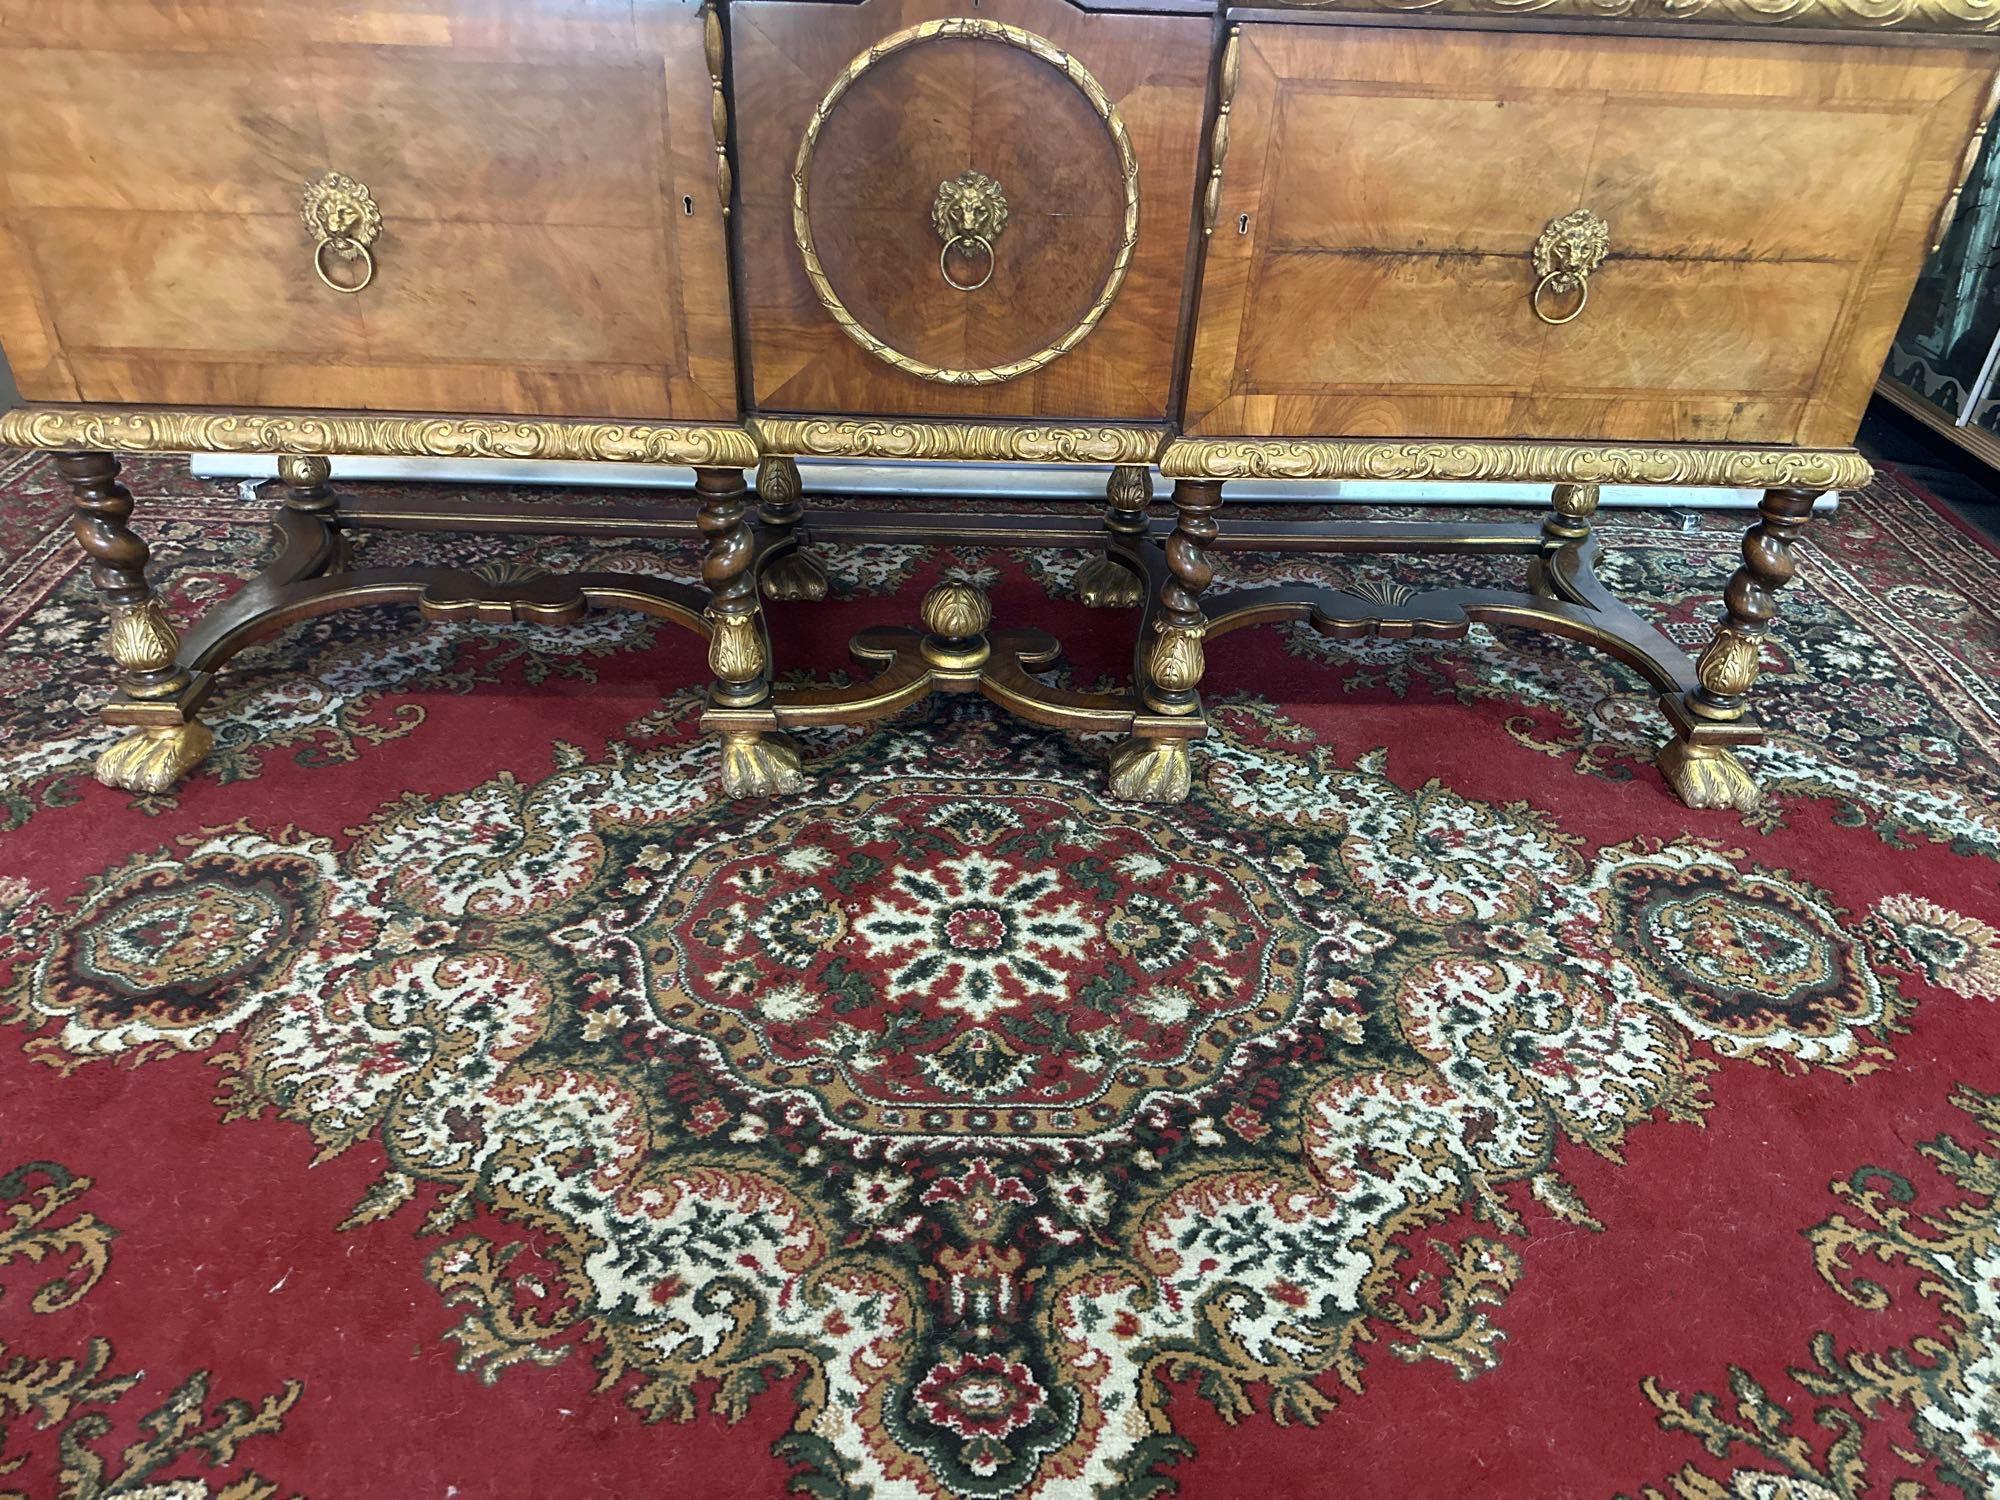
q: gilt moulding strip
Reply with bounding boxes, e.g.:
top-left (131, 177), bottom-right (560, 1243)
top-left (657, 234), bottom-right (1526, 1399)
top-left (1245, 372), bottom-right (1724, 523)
top-left (1241, 0), bottom-right (2000, 34)
top-left (1159, 437), bottom-right (1874, 490)
top-left (0, 406), bottom-right (761, 469)
top-left (749, 417), bottom-right (1171, 465)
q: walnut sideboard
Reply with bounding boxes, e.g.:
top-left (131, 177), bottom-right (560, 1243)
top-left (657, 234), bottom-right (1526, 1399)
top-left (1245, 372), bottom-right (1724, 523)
top-left (0, 0), bottom-right (1992, 808)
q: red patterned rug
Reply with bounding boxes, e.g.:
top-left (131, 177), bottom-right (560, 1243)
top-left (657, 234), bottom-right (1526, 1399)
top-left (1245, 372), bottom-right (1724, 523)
top-left (1, 447), bottom-right (1997, 1499)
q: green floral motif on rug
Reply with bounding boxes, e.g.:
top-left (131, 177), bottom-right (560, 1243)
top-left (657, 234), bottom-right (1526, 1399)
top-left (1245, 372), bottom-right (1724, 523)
top-left (4, 702), bottom-right (1990, 1499)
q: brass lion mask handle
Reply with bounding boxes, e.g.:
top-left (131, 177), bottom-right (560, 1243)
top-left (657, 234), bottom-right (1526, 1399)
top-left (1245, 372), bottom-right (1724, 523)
top-left (933, 170), bottom-right (1008, 294)
top-left (300, 171), bottom-right (382, 295)
top-left (1531, 208), bottom-right (1608, 326)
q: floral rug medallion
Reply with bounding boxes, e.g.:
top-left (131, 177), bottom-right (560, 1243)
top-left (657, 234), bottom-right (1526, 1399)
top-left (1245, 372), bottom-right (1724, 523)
top-left (6, 695), bottom-right (1991, 1499)
top-left (4, 452), bottom-right (2000, 1494)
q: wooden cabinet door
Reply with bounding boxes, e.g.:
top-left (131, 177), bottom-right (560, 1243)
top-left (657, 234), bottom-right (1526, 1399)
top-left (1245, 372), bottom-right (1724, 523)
top-left (1184, 25), bottom-right (1996, 446)
top-left (731, 0), bottom-right (1210, 422)
top-left (0, 2), bottom-right (736, 420)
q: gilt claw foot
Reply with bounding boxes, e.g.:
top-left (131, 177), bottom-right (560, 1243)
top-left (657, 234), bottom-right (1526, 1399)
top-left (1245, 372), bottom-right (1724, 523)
top-left (95, 721), bottom-right (214, 794)
top-left (1657, 738), bottom-right (1761, 813)
top-left (719, 731), bottom-right (805, 799)
top-left (1073, 555), bottom-right (1145, 609)
top-left (760, 551), bottom-right (829, 603)
top-left (1108, 736), bottom-right (1192, 803)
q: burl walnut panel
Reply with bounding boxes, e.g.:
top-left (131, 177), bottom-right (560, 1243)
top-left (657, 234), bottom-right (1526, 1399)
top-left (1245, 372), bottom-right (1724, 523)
top-left (1185, 25), bottom-right (1997, 445)
top-left (0, 2), bottom-right (737, 420)
top-left (730, 0), bottom-right (1210, 422)
top-left (803, 38), bottom-right (1128, 376)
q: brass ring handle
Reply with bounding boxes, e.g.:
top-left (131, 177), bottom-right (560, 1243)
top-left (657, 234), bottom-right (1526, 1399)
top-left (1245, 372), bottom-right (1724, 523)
top-left (1530, 208), bottom-right (1608, 327)
top-left (300, 171), bottom-right (382, 297)
top-left (313, 235), bottom-right (375, 295)
top-left (939, 233), bottom-right (995, 293)
top-left (932, 170), bottom-right (1007, 294)
top-left (1531, 271), bottom-right (1587, 326)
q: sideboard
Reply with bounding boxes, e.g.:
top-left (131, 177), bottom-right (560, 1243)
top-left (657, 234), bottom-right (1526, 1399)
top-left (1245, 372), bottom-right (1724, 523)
top-left (0, 0), bottom-right (1992, 809)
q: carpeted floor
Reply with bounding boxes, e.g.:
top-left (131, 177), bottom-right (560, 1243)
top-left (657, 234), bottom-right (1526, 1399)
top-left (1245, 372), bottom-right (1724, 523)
top-left (0, 446), bottom-right (1996, 1499)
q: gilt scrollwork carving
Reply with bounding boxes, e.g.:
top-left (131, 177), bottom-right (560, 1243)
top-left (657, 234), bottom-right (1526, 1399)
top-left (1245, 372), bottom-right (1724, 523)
top-left (1159, 437), bottom-right (1873, 491)
top-left (0, 407), bottom-right (760, 469)
top-left (1246, 0), bottom-right (2000, 34)
top-left (749, 417), bottom-right (1168, 466)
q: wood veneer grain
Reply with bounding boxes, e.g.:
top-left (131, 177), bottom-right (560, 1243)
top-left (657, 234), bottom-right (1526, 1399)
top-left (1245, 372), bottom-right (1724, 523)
top-left (730, 0), bottom-right (1210, 421)
top-left (0, 3), bottom-right (737, 420)
top-left (1184, 23), bottom-right (1997, 445)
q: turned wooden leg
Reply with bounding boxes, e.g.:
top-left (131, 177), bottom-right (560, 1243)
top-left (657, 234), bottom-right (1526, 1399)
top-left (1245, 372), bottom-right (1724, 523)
top-left (698, 465), bottom-right (802, 797)
top-left (1542, 481), bottom-right (1599, 547)
top-left (1142, 479), bottom-right (1220, 716)
top-left (1657, 484), bottom-right (1818, 812)
top-left (56, 451), bottom-right (213, 794)
top-left (755, 456), bottom-right (828, 603)
top-left (1528, 481), bottom-right (1599, 599)
top-left (277, 453), bottom-right (336, 517)
top-left (1109, 478), bottom-right (1221, 803)
top-left (1074, 463), bottom-right (1152, 608)
top-left (272, 453), bottom-right (348, 579)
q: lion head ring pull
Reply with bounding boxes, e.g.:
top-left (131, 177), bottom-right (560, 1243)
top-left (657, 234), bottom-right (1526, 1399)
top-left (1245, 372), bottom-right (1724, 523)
top-left (300, 172), bottom-right (382, 295)
top-left (1531, 208), bottom-right (1609, 326)
top-left (932, 170), bottom-right (1009, 293)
